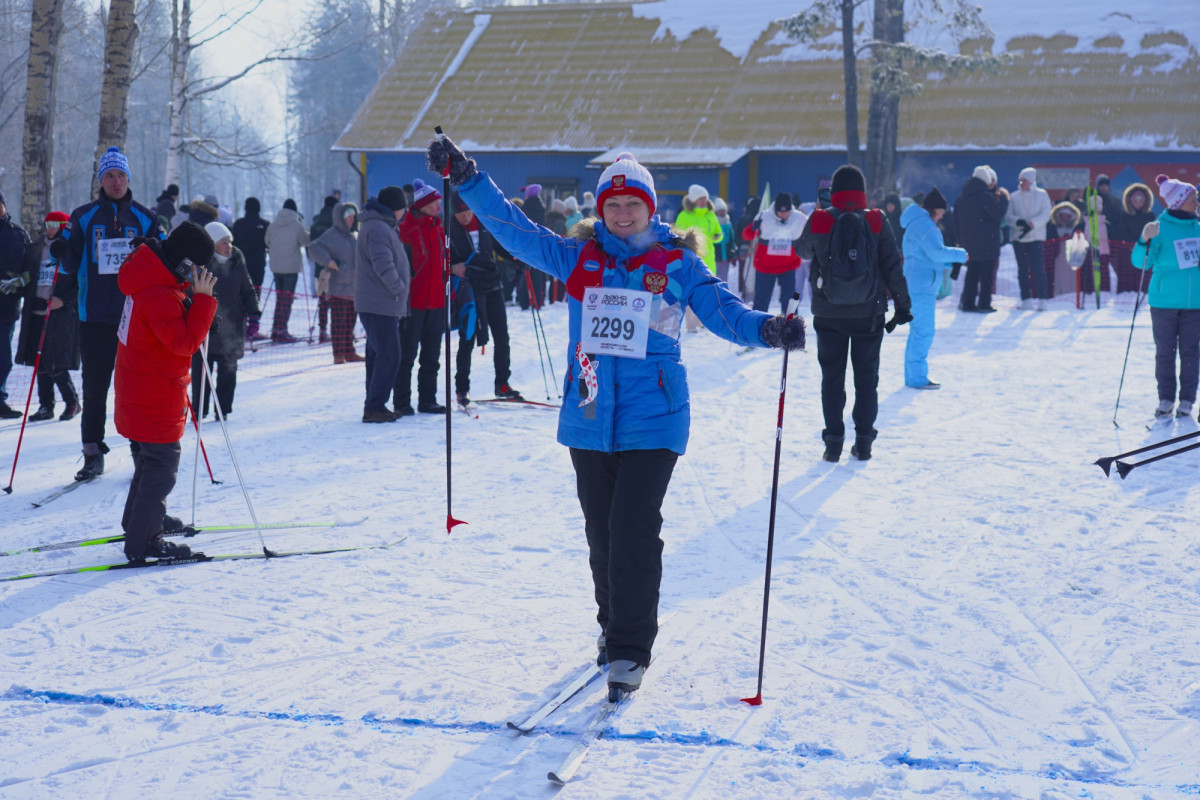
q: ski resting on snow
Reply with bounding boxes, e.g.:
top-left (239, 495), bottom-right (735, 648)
top-left (0, 521), bottom-right (345, 557)
top-left (507, 660), bottom-right (606, 733)
top-left (1, 538), bottom-right (407, 582)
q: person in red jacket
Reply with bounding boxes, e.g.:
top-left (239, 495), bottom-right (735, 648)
top-left (115, 221), bottom-right (217, 561)
top-left (395, 178), bottom-right (448, 414)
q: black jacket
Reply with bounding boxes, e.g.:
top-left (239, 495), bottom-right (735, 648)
top-left (449, 215), bottom-right (502, 295)
top-left (231, 213), bottom-right (270, 277)
top-left (205, 247), bottom-right (260, 358)
top-left (798, 205), bottom-right (910, 321)
top-left (953, 177), bottom-right (1008, 262)
top-left (16, 237), bottom-right (79, 371)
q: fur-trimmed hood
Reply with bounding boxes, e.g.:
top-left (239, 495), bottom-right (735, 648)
top-left (1123, 182), bottom-right (1154, 215)
top-left (567, 217), bottom-right (703, 256)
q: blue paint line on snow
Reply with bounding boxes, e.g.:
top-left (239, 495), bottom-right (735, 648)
top-left (5, 687), bottom-right (1192, 794)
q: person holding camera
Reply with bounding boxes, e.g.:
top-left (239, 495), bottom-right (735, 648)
top-left (114, 221), bottom-right (217, 562)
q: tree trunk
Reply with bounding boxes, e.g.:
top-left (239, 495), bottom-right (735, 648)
top-left (165, 0), bottom-right (191, 188)
top-left (21, 0), bottom-right (64, 230)
top-left (94, 0), bottom-right (140, 192)
top-left (865, 0), bottom-right (903, 192)
top-left (840, 0), bottom-right (860, 167)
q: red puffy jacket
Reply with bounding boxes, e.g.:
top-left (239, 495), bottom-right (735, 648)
top-left (114, 244), bottom-right (216, 444)
top-left (398, 210), bottom-right (446, 310)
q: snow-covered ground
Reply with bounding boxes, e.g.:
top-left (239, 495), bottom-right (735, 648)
top-left (2, 282), bottom-right (1198, 799)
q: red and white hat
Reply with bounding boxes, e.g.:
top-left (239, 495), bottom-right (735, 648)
top-left (596, 153), bottom-right (656, 219)
top-left (411, 178), bottom-right (442, 212)
top-left (1156, 173), bottom-right (1196, 211)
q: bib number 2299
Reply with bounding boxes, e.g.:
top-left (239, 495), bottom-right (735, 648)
top-left (590, 316), bottom-right (636, 341)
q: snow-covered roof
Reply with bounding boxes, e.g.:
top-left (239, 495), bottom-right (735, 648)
top-left (334, 1), bottom-right (1200, 154)
top-left (586, 148), bottom-right (750, 168)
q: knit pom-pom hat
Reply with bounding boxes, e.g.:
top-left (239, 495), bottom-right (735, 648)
top-left (97, 146), bottom-right (131, 182)
top-left (411, 178), bottom-right (442, 212)
top-left (595, 152), bottom-right (656, 219)
top-left (1156, 173), bottom-right (1196, 211)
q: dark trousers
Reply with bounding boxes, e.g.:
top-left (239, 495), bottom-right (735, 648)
top-left (360, 312), bottom-right (402, 413)
top-left (455, 290), bottom-right (511, 395)
top-left (395, 307), bottom-right (445, 408)
top-left (1151, 307), bottom-right (1200, 403)
top-left (814, 315), bottom-right (884, 441)
top-left (960, 259), bottom-right (996, 310)
top-left (271, 273), bottom-right (298, 335)
top-left (121, 439), bottom-right (182, 559)
top-left (0, 302), bottom-right (16, 403)
top-left (1013, 241), bottom-right (1049, 300)
top-left (79, 320), bottom-right (119, 447)
top-left (752, 270), bottom-right (797, 314)
top-left (517, 266), bottom-right (545, 310)
top-left (190, 350), bottom-right (238, 416)
top-left (246, 259), bottom-right (266, 298)
top-left (330, 296), bottom-right (357, 359)
top-left (37, 370), bottom-right (78, 409)
top-left (570, 447), bottom-right (678, 668)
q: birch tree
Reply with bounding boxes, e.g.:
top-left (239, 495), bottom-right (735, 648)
top-left (21, 0), bottom-right (65, 230)
top-left (95, 0), bottom-right (139, 190)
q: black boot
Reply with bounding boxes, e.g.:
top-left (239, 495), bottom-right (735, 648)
top-left (822, 434), bottom-right (844, 463)
top-left (850, 430), bottom-right (876, 461)
top-left (29, 405), bottom-right (54, 422)
top-left (75, 443), bottom-right (108, 481)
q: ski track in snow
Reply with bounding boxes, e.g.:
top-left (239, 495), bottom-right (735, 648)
top-left (2, 297), bottom-right (1200, 798)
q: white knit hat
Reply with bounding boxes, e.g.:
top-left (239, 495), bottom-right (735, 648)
top-left (204, 221), bottom-right (232, 243)
top-left (714, 197), bottom-right (728, 213)
top-left (1157, 173), bottom-right (1197, 210)
top-left (596, 152), bottom-right (657, 218)
top-left (972, 166), bottom-right (991, 183)
top-left (1019, 167), bottom-right (1037, 184)
top-left (687, 184), bottom-right (709, 203)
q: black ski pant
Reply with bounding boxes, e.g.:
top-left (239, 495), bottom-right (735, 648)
top-left (121, 439), bottom-right (181, 560)
top-left (360, 312), bottom-right (402, 413)
top-left (190, 350), bottom-right (238, 417)
top-left (1151, 307), bottom-right (1200, 404)
top-left (814, 315), bottom-right (884, 443)
top-left (570, 447), bottom-right (678, 668)
top-left (1013, 241), bottom-right (1049, 301)
top-left (395, 307), bottom-right (445, 409)
top-left (960, 259), bottom-right (996, 310)
top-left (37, 370), bottom-right (78, 410)
top-left (79, 321), bottom-right (119, 449)
top-left (455, 289), bottom-right (511, 395)
top-left (271, 273), bottom-right (298, 336)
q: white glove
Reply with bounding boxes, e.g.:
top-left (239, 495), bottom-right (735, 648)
top-left (1141, 221), bottom-right (1159, 241)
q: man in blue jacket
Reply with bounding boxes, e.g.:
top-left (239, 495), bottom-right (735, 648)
top-left (53, 147), bottom-right (163, 479)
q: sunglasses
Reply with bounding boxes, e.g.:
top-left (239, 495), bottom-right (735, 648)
top-left (44, 221), bottom-right (64, 230)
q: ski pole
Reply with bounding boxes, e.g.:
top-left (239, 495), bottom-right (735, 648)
top-left (742, 292), bottom-right (801, 707)
top-left (1112, 240), bottom-right (1151, 428)
top-left (1115, 440), bottom-right (1200, 479)
top-left (435, 125), bottom-right (467, 533)
top-left (524, 267), bottom-right (553, 399)
top-left (197, 353), bottom-right (272, 556)
top-left (4, 262), bottom-right (61, 494)
top-left (1095, 428), bottom-right (1200, 476)
top-left (185, 394), bottom-right (219, 487)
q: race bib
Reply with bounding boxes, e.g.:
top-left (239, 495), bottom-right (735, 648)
top-left (38, 260), bottom-right (57, 287)
top-left (580, 287), bottom-right (652, 359)
top-left (97, 237), bottom-right (133, 275)
top-left (767, 236), bottom-right (793, 257)
top-left (117, 296), bottom-right (133, 345)
top-left (1174, 237), bottom-right (1200, 270)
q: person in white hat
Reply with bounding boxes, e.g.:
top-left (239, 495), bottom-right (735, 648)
top-left (429, 134), bottom-right (805, 700)
top-left (1005, 167), bottom-right (1052, 310)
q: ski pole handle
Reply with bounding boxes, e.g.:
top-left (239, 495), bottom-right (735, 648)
top-left (434, 126), bottom-right (450, 178)
top-left (785, 292), bottom-right (800, 320)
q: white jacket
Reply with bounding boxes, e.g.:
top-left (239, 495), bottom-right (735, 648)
top-left (1005, 187), bottom-right (1052, 243)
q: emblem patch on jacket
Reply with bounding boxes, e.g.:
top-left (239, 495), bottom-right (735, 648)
top-left (643, 272), bottom-right (667, 294)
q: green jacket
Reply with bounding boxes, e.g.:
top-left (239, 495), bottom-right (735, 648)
top-left (674, 206), bottom-right (724, 272)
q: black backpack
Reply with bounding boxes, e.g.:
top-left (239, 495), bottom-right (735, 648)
top-left (816, 209), bottom-right (881, 306)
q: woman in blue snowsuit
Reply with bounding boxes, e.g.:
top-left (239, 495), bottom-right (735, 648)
top-left (428, 136), bottom-right (806, 697)
top-left (900, 188), bottom-right (967, 389)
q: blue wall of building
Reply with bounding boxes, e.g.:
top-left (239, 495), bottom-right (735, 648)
top-left (363, 149), bottom-right (1199, 220)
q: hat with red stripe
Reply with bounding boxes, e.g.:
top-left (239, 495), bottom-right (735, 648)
top-left (411, 178), bottom-right (442, 212)
top-left (596, 152), bottom-right (656, 219)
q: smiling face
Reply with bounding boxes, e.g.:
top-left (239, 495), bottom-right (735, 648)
top-left (602, 195), bottom-right (651, 239)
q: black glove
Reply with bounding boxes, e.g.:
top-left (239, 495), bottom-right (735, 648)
top-left (1016, 219), bottom-right (1032, 237)
top-left (426, 134), bottom-right (478, 187)
top-left (761, 314), bottom-right (806, 351)
top-left (885, 308), bottom-right (913, 333)
top-left (950, 264), bottom-right (961, 281)
top-left (476, 321), bottom-right (490, 348)
top-left (49, 237), bottom-right (70, 259)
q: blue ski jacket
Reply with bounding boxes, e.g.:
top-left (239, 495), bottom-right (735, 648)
top-left (1132, 210), bottom-right (1200, 310)
top-left (901, 204), bottom-right (967, 296)
top-left (61, 190), bottom-right (162, 324)
top-left (457, 171), bottom-right (772, 454)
